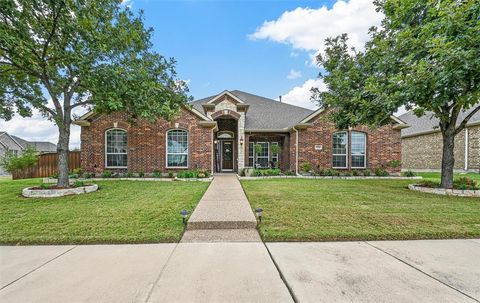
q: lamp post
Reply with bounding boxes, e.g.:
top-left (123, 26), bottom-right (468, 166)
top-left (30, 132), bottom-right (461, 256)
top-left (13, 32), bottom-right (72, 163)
top-left (180, 209), bottom-right (189, 224)
top-left (255, 208), bottom-right (263, 223)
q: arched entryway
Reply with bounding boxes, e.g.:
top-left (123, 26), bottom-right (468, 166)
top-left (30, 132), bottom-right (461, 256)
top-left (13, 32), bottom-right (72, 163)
top-left (214, 116), bottom-right (238, 172)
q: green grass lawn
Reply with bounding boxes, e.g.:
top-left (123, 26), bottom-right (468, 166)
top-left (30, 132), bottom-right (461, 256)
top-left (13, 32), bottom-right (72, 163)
top-left (0, 178), bottom-right (209, 245)
top-left (416, 172), bottom-right (480, 182)
top-left (241, 179), bottom-right (480, 242)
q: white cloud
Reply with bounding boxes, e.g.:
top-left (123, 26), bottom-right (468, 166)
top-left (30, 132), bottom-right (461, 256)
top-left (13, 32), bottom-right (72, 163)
top-left (287, 69), bottom-right (302, 80)
top-left (0, 105), bottom-right (86, 149)
top-left (250, 0), bottom-right (382, 55)
top-left (290, 52), bottom-right (299, 57)
top-left (280, 78), bottom-right (326, 110)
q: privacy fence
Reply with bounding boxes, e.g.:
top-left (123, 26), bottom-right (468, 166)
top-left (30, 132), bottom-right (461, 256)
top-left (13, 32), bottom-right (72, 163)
top-left (12, 151), bottom-right (81, 180)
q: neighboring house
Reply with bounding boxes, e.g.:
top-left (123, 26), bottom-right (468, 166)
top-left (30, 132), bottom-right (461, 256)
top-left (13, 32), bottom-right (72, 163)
top-left (0, 131), bottom-right (57, 175)
top-left (400, 106), bottom-right (480, 172)
top-left (75, 90), bottom-right (407, 175)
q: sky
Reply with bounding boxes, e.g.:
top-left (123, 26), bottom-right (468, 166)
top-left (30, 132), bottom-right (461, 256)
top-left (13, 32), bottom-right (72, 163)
top-left (0, 0), bottom-right (385, 148)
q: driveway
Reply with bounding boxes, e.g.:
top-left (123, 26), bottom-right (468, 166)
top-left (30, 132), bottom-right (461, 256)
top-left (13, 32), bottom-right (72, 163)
top-left (1, 239), bottom-right (479, 302)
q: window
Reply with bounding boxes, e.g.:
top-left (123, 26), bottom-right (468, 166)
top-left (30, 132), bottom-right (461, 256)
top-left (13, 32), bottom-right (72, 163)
top-left (256, 142), bottom-right (269, 167)
top-left (217, 131), bottom-right (234, 139)
top-left (351, 132), bottom-right (366, 168)
top-left (248, 142), bottom-right (254, 167)
top-left (105, 129), bottom-right (128, 168)
top-left (271, 142), bottom-right (279, 163)
top-left (332, 132), bottom-right (347, 168)
top-left (167, 129), bottom-right (188, 168)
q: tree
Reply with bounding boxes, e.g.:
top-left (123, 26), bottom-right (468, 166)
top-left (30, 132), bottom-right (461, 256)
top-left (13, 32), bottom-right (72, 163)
top-left (0, 0), bottom-right (190, 187)
top-left (313, 0), bottom-right (480, 188)
top-left (0, 146), bottom-right (38, 174)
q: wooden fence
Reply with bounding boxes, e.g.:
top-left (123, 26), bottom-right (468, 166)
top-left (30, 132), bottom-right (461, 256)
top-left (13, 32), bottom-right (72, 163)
top-left (12, 151), bottom-right (81, 180)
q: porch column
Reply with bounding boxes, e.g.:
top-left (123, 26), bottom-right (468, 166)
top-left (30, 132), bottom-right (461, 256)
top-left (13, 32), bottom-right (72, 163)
top-left (238, 112), bottom-right (246, 169)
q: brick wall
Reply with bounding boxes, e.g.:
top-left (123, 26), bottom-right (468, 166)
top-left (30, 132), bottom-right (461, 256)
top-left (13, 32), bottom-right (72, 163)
top-left (402, 125), bottom-right (479, 171)
top-left (80, 108), bottom-right (213, 174)
top-left (297, 112), bottom-right (402, 173)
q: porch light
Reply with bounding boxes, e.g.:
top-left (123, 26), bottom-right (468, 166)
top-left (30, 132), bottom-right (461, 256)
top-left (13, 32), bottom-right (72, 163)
top-left (240, 137), bottom-right (244, 145)
top-left (255, 208), bottom-right (263, 223)
top-left (180, 209), bottom-right (189, 224)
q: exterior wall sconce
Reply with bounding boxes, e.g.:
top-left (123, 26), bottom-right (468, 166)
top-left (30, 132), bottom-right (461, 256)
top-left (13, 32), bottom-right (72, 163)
top-left (240, 137), bottom-right (244, 145)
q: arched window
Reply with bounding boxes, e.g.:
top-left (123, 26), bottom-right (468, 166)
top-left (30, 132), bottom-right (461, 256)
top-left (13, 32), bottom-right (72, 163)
top-left (332, 132), bottom-right (348, 168)
top-left (167, 129), bottom-right (188, 168)
top-left (217, 131), bottom-right (234, 139)
top-left (105, 129), bottom-right (128, 168)
top-left (351, 132), bottom-right (366, 168)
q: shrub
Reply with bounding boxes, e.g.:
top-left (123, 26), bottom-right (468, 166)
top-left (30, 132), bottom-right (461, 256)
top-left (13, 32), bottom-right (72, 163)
top-left (363, 169), bottom-right (372, 176)
top-left (454, 177), bottom-right (478, 190)
top-left (252, 168), bottom-right (281, 177)
top-left (402, 170), bottom-right (416, 177)
top-left (83, 172), bottom-right (92, 179)
top-left (387, 160), bottom-right (401, 168)
top-left (51, 171), bottom-right (59, 178)
top-left (177, 170), bottom-right (201, 178)
top-left (284, 170), bottom-right (295, 176)
top-left (342, 171), bottom-right (352, 177)
top-left (69, 173), bottom-right (80, 179)
top-left (418, 180), bottom-right (439, 188)
top-left (125, 171), bottom-right (134, 178)
top-left (168, 172), bottom-right (174, 178)
top-left (138, 171), bottom-right (145, 178)
top-left (254, 143), bottom-right (263, 154)
top-left (72, 168), bottom-right (83, 175)
top-left (324, 169), bottom-right (339, 176)
top-left (300, 161), bottom-right (312, 173)
top-left (0, 146), bottom-right (38, 173)
top-left (73, 180), bottom-right (85, 187)
top-left (375, 168), bottom-right (389, 176)
top-left (152, 170), bottom-right (162, 178)
top-left (352, 170), bottom-right (360, 176)
top-left (271, 144), bottom-right (281, 155)
top-left (239, 168), bottom-right (246, 176)
top-left (39, 183), bottom-right (51, 189)
top-left (101, 170), bottom-right (112, 178)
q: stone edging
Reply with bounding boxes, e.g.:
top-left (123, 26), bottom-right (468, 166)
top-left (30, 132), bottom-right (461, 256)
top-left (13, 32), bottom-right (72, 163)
top-left (408, 184), bottom-right (480, 197)
top-left (238, 175), bottom-right (423, 180)
top-left (22, 184), bottom-right (99, 198)
top-left (43, 177), bottom-right (214, 183)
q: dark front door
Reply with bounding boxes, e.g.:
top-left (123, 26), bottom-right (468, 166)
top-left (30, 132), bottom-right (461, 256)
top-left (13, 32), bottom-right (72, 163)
top-left (221, 140), bottom-right (234, 171)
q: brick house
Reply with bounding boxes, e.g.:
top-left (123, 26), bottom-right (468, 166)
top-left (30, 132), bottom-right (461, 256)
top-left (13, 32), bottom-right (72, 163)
top-left (74, 90), bottom-right (407, 175)
top-left (400, 107), bottom-right (480, 172)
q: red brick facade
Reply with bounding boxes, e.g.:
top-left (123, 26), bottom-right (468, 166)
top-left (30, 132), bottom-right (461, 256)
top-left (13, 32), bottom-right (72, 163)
top-left (291, 111), bottom-right (402, 173)
top-left (80, 108), bottom-right (213, 174)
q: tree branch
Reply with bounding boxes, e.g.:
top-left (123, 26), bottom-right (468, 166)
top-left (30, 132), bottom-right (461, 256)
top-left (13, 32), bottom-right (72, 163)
top-left (455, 105), bottom-right (480, 135)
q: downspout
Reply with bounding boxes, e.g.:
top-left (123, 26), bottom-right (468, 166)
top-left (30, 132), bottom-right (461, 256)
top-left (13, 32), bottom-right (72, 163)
top-left (464, 128), bottom-right (469, 171)
top-left (293, 126), bottom-right (299, 175)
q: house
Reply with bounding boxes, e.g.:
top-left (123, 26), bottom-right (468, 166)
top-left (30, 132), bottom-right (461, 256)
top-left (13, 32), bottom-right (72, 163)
top-left (0, 131), bottom-right (57, 175)
top-left (75, 90), bottom-right (407, 175)
top-left (400, 106), bottom-right (480, 172)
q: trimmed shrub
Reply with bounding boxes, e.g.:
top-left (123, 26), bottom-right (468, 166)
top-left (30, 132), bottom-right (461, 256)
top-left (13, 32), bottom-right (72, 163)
top-left (73, 180), bottom-right (85, 187)
top-left (402, 170), bottom-right (416, 177)
top-left (168, 172), bottom-right (174, 178)
top-left (352, 170), bottom-right (360, 176)
top-left (252, 168), bottom-right (281, 177)
top-left (375, 168), bottom-right (389, 176)
top-left (101, 170), bottom-right (112, 178)
top-left (300, 161), bottom-right (312, 173)
top-left (454, 177), bottom-right (478, 190)
top-left (152, 170), bottom-right (162, 178)
top-left (138, 171), bottom-right (145, 178)
top-left (363, 169), bottom-right (372, 176)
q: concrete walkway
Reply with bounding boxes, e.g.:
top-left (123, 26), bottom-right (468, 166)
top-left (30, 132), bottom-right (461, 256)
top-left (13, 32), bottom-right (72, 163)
top-left (182, 174), bottom-right (260, 242)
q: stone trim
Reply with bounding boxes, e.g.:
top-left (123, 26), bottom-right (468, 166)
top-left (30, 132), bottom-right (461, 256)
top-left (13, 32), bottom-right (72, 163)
top-left (408, 184), bottom-right (480, 197)
top-left (22, 184), bottom-right (98, 198)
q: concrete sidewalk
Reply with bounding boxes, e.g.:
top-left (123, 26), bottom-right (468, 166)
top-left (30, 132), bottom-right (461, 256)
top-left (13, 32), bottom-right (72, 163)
top-left (1, 239), bottom-right (479, 302)
top-left (182, 174), bottom-right (260, 242)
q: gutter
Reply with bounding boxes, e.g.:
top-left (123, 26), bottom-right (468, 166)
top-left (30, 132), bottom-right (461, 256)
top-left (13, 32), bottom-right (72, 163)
top-left (465, 128), bottom-right (469, 171)
top-left (293, 126), bottom-right (299, 175)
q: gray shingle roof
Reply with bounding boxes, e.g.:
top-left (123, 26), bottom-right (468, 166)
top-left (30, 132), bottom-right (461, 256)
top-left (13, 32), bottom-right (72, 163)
top-left (399, 105), bottom-right (480, 137)
top-left (8, 134), bottom-right (57, 153)
top-left (191, 90), bottom-right (314, 131)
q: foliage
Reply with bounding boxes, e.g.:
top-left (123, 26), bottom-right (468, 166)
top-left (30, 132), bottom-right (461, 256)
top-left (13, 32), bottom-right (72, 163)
top-left (176, 169), bottom-right (209, 178)
top-left (254, 144), bottom-right (263, 154)
top-left (73, 180), bottom-right (85, 187)
top-left (313, 0), bottom-right (480, 188)
top-left (72, 168), bottom-right (83, 175)
top-left (252, 169), bottom-right (281, 177)
top-left (300, 161), bottom-right (312, 173)
top-left (239, 168), bottom-right (246, 177)
top-left (168, 172), bottom-right (174, 178)
top-left (375, 168), bottom-right (389, 177)
top-left (51, 171), bottom-right (59, 179)
top-left (342, 171), bottom-right (352, 177)
top-left (138, 171), bottom-right (145, 178)
top-left (0, 146), bottom-right (38, 173)
top-left (270, 144), bottom-right (281, 155)
top-left (0, 0), bottom-right (191, 186)
top-left (363, 169), bottom-right (372, 177)
top-left (152, 170), bottom-right (162, 178)
top-left (387, 160), bottom-right (401, 169)
top-left (352, 170), bottom-right (360, 176)
top-left (83, 172), bottom-right (92, 179)
top-left (126, 171), bottom-right (134, 178)
top-left (101, 170), bottom-right (113, 178)
top-left (39, 183), bottom-right (51, 189)
top-left (453, 177), bottom-right (478, 190)
top-left (322, 168), bottom-right (340, 176)
top-left (402, 170), bottom-right (416, 177)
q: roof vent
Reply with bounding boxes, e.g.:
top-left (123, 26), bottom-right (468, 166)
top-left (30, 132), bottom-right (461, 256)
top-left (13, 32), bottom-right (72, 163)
top-left (279, 95), bottom-right (282, 103)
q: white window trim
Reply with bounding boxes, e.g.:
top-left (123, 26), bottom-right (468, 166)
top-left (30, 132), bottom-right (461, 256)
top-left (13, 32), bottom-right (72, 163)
top-left (105, 128), bottom-right (128, 169)
top-left (256, 142), bottom-right (269, 167)
top-left (271, 142), bottom-right (279, 162)
top-left (332, 131), bottom-right (348, 169)
top-left (351, 131), bottom-right (367, 169)
top-left (166, 129), bottom-right (189, 169)
top-left (248, 142), bottom-right (254, 167)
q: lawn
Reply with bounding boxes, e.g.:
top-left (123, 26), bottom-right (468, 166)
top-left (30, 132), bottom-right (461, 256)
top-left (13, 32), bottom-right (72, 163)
top-left (416, 172), bottom-right (480, 182)
top-left (241, 179), bottom-right (480, 242)
top-left (0, 178), bottom-right (209, 245)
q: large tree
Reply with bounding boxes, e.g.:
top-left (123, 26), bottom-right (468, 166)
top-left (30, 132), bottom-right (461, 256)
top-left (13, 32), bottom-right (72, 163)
top-left (313, 0), bottom-right (480, 188)
top-left (0, 0), bottom-right (190, 186)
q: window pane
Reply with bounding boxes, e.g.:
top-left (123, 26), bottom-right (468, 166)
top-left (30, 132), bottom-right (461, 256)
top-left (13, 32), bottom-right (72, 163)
top-left (272, 142), bottom-right (279, 162)
top-left (248, 142), bottom-right (254, 166)
top-left (332, 132), bottom-right (347, 154)
top-left (106, 129), bottom-right (127, 167)
top-left (333, 155), bottom-right (347, 168)
top-left (351, 132), bottom-right (366, 155)
top-left (351, 155), bottom-right (365, 168)
top-left (107, 153), bottom-right (127, 167)
top-left (167, 130), bottom-right (188, 167)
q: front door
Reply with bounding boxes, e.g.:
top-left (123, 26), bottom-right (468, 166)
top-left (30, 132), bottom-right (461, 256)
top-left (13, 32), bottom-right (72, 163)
top-left (221, 140), bottom-right (234, 171)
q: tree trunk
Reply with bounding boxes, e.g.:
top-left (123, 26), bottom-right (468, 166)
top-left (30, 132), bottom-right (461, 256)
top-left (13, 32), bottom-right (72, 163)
top-left (440, 130), bottom-right (455, 188)
top-left (57, 126), bottom-right (70, 187)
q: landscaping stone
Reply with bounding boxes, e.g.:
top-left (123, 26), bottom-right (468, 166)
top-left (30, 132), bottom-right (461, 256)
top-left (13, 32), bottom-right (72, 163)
top-left (408, 184), bottom-right (480, 197)
top-left (22, 184), bottom-right (98, 198)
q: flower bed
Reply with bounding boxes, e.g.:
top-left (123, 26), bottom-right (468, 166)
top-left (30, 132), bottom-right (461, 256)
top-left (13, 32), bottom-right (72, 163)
top-left (22, 184), bottom-right (98, 198)
top-left (408, 184), bottom-right (480, 197)
top-left (43, 177), bottom-right (213, 183)
top-left (238, 175), bottom-right (422, 180)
